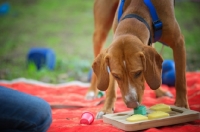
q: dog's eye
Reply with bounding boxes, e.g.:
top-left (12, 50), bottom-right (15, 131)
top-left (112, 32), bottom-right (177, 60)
top-left (113, 74), bottom-right (121, 80)
top-left (134, 71), bottom-right (142, 78)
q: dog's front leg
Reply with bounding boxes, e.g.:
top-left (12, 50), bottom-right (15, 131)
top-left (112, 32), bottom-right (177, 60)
top-left (96, 74), bottom-right (116, 119)
top-left (172, 33), bottom-right (189, 109)
top-left (85, 73), bottom-right (98, 100)
top-left (155, 88), bottom-right (173, 98)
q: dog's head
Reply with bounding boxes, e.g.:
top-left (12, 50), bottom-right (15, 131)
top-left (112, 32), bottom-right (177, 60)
top-left (92, 35), bottom-right (163, 108)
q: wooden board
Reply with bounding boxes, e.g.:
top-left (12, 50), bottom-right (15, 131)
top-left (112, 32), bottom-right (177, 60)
top-left (103, 105), bottom-right (200, 131)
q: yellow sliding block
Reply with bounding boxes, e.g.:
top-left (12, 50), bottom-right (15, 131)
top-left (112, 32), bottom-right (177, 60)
top-left (150, 104), bottom-right (171, 112)
top-left (148, 111), bottom-right (169, 120)
top-left (126, 114), bottom-right (148, 122)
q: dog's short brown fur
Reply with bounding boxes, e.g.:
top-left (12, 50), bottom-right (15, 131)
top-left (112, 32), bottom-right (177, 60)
top-left (85, 0), bottom-right (189, 118)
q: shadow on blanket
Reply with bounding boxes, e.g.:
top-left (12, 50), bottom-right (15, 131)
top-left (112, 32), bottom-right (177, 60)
top-left (0, 72), bottom-right (200, 132)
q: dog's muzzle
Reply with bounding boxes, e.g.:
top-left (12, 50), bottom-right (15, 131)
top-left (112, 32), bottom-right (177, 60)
top-left (126, 101), bottom-right (139, 108)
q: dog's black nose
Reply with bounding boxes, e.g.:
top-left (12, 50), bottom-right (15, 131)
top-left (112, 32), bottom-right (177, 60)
top-left (126, 101), bottom-right (139, 108)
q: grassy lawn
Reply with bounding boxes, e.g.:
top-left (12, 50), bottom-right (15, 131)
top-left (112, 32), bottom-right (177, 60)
top-left (0, 0), bottom-right (199, 83)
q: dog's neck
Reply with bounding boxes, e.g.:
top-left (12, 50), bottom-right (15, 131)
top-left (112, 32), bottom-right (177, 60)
top-left (114, 17), bottom-right (151, 46)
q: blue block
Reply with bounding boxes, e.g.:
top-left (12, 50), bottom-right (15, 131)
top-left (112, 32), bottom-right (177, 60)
top-left (162, 70), bottom-right (176, 86)
top-left (0, 2), bottom-right (10, 16)
top-left (162, 60), bottom-right (175, 74)
top-left (162, 60), bottom-right (176, 86)
top-left (27, 48), bottom-right (56, 70)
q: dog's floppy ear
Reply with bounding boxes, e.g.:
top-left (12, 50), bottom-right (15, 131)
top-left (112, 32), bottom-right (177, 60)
top-left (141, 46), bottom-right (163, 90)
top-left (92, 50), bottom-right (109, 91)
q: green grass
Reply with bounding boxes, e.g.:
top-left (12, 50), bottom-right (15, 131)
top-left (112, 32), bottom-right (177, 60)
top-left (0, 0), bottom-right (199, 83)
top-left (0, 0), bottom-right (94, 82)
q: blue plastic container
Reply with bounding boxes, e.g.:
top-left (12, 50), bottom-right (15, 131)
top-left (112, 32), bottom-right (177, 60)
top-left (162, 60), bottom-right (175, 74)
top-left (27, 48), bottom-right (56, 70)
top-left (0, 2), bottom-right (10, 16)
top-left (162, 60), bottom-right (176, 86)
top-left (162, 69), bottom-right (175, 86)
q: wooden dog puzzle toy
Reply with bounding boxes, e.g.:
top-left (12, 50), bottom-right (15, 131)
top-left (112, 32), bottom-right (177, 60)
top-left (103, 104), bottom-right (200, 131)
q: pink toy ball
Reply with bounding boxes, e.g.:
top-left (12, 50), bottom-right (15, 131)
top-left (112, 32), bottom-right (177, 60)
top-left (80, 112), bottom-right (94, 125)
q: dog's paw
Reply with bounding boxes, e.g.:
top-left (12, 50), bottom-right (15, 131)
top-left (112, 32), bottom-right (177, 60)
top-left (156, 90), bottom-right (173, 98)
top-left (96, 108), bottom-right (114, 119)
top-left (96, 111), bottom-right (106, 119)
top-left (85, 91), bottom-right (97, 100)
top-left (175, 100), bottom-right (189, 109)
top-left (164, 91), bottom-right (173, 98)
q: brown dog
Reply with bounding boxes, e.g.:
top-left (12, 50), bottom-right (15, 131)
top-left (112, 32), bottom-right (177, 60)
top-left (86, 0), bottom-right (189, 119)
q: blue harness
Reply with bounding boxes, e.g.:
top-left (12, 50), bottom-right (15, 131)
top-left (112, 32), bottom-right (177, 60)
top-left (118, 0), bottom-right (163, 45)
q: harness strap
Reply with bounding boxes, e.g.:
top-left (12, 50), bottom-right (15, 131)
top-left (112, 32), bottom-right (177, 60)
top-left (118, 0), bottom-right (163, 43)
top-left (144, 0), bottom-right (163, 42)
top-left (121, 14), bottom-right (152, 45)
top-left (118, 0), bottom-right (125, 22)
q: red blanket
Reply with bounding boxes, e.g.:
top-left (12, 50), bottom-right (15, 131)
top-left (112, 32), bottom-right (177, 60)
top-left (0, 72), bottom-right (200, 132)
